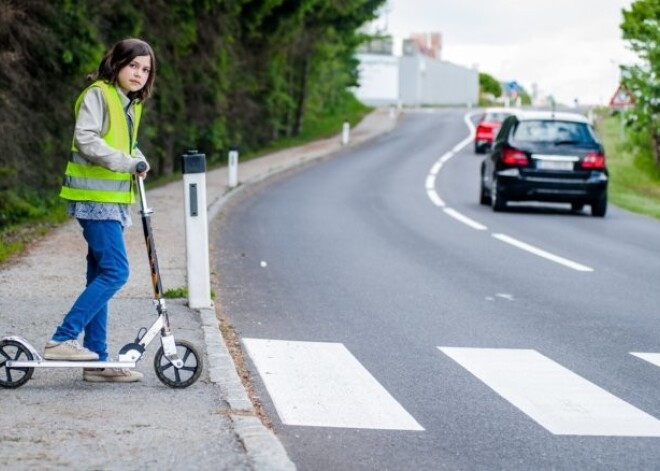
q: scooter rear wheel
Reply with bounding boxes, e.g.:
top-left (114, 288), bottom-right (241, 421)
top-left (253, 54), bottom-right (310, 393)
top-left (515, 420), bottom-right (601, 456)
top-left (0, 339), bottom-right (34, 388)
top-left (154, 340), bottom-right (203, 388)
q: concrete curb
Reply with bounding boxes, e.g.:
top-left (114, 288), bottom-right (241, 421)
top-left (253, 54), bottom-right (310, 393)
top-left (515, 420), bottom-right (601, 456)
top-left (201, 110), bottom-right (399, 470)
top-left (230, 415), bottom-right (296, 471)
top-left (200, 307), bottom-right (295, 470)
top-left (199, 308), bottom-right (253, 411)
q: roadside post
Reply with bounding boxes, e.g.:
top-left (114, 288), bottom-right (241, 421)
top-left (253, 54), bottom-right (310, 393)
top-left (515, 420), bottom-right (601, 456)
top-left (342, 121), bottom-right (350, 145)
top-left (181, 149), bottom-right (212, 308)
top-left (228, 147), bottom-right (239, 188)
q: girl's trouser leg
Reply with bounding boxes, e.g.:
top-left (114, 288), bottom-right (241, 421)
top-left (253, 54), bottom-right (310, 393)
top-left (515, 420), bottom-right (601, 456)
top-left (52, 220), bottom-right (129, 361)
top-left (82, 242), bottom-right (108, 360)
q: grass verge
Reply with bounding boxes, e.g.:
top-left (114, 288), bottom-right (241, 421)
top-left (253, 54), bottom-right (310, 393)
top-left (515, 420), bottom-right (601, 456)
top-left (0, 197), bottom-right (69, 265)
top-left (596, 110), bottom-right (660, 219)
top-left (216, 92), bottom-right (371, 165)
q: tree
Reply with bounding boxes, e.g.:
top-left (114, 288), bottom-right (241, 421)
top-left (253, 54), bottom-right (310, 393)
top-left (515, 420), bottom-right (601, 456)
top-left (620, 0), bottom-right (660, 164)
top-left (290, 0), bottom-right (385, 136)
top-left (0, 0), bottom-right (102, 225)
top-left (479, 72), bottom-right (502, 99)
top-left (234, 0), bottom-right (385, 140)
top-left (0, 0), bottom-right (385, 229)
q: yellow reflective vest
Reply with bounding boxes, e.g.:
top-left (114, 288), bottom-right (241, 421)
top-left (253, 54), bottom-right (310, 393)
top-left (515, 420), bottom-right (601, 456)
top-left (60, 81), bottom-right (143, 204)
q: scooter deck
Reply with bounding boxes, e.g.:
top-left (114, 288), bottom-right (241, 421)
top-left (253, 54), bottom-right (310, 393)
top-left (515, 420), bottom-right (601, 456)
top-left (3, 336), bottom-right (137, 369)
top-left (8, 360), bottom-right (137, 368)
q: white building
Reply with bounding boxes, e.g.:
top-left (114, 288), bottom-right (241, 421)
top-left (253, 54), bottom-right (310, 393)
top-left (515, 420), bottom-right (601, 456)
top-left (354, 53), bottom-right (400, 106)
top-left (354, 35), bottom-right (479, 107)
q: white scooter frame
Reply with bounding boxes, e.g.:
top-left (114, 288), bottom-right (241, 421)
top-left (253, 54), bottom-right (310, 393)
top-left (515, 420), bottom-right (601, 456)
top-left (1, 163), bottom-right (203, 388)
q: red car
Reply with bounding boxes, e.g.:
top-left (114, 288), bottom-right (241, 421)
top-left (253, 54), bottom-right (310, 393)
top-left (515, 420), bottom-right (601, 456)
top-left (474, 108), bottom-right (516, 154)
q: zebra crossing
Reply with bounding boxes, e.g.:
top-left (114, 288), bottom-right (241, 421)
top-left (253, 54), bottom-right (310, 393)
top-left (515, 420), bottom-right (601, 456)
top-left (242, 339), bottom-right (423, 430)
top-left (243, 338), bottom-right (660, 437)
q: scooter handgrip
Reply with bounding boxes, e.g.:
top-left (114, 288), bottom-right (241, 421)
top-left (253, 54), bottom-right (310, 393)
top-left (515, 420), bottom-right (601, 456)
top-left (135, 161), bottom-right (148, 173)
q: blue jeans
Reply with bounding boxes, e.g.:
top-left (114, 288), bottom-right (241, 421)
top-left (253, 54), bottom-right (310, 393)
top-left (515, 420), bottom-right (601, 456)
top-left (52, 219), bottom-right (129, 361)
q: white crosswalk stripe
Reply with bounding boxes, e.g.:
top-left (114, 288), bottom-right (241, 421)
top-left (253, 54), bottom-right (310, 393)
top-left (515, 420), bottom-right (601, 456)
top-left (242, 338), bottom-right (424, 430)
top-left (242, 339), bottom-right (660, 436)
top-left (439, 347), bottom-right (660, 436)
top-left (631, 352), bottom-right (660, 368)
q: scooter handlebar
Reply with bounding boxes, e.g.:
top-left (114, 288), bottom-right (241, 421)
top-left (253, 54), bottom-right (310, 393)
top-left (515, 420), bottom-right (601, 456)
top-left (135, 161), bottom-right (148, 174)
top-left (135, 161), bottom-right (149, 210)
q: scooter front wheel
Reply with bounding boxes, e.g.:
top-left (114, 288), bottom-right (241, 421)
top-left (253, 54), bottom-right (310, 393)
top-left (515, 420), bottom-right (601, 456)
top-left (0, 339), bottom-right (35, 388)
top-left (153, 340), bottom-right (203, 388)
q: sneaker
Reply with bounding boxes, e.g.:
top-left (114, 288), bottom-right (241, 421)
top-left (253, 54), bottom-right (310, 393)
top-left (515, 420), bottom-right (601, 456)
top-left (44, 340), bottom-right (99, 361)
top-left (83, 367), bottom-right (143, 383)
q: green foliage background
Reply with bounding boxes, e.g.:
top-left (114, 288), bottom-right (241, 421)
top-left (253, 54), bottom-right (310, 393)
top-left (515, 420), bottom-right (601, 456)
top-left (478, 73), bottom-right (502, 100)
top-left (619, 0), bottom-right (660, 164)
top-left (0, 0), bottom-right (384, 228)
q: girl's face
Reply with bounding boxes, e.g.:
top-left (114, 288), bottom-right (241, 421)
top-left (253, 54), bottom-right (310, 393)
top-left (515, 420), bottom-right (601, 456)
top-left (117, 55), bottom-right (151, 95)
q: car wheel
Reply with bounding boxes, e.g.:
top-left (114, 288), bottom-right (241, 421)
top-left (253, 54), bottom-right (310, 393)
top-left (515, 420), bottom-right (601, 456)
top-left (591, 192), bottom-right (607, 217)
top-left (491, 178), bottom-right (507, 212)
top-left (480, 170), bottom-right (491, 205)
top-left (474, 143), bottom-right (482, 154)
top-left (571, 202), bottom-right (584, 212)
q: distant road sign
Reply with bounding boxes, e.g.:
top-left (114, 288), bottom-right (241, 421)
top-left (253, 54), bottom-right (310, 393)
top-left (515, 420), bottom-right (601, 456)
top-left (609, 84), bottom-right (634, 108)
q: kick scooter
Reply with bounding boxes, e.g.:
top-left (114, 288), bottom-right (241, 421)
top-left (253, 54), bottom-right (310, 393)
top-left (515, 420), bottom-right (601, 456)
top-left (0, 162), bottom-right (203, 388)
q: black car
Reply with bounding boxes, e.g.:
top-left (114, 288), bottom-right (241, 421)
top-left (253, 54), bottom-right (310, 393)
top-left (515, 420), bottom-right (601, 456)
top-left (479, 111), bottom-right (608, 217)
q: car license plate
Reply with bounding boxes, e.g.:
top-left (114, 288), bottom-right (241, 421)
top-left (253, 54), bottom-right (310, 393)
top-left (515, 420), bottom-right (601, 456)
top-left (536, 160), bottom-right (574, 170)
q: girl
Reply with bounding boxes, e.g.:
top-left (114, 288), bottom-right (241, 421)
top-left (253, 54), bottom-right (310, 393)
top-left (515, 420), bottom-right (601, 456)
top-left (44, 38), bottom-right (156, 383)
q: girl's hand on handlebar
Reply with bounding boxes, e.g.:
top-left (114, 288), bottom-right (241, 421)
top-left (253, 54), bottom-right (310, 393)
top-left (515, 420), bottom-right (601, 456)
top-left (134, 160), bottom-right (149, 178)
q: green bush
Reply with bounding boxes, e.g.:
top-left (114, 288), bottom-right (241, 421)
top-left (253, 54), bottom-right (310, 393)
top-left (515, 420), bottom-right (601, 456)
top-left (597, 112), bottom-right (660, 218)
top-left (0, 190), bottom-right (67, 228)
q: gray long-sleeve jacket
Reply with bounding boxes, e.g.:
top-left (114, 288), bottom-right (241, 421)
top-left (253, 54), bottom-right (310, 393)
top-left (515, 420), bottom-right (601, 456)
top-left (74, 86), bottom-right (149, 173)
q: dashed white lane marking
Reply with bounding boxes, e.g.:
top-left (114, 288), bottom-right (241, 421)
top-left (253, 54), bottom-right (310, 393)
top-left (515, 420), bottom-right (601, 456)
top-left (243, 338), bottom-right (424, 430)
top-left (492, 233), bottom-right (593, 272)
top-left (631, 352), bottom-right (660, 368)
top-left (425, 174), bottom-right (437, 191)
top-left (427, 189), bottom-right (445, 207)
top-left (439, 347), bottom-right (660, 436)
top-left (443, 208), bottom-right (487, 230)
top-left (424, 113), bottom-right (480, 227)
top-left (424, 111), bottom-right (594, 272)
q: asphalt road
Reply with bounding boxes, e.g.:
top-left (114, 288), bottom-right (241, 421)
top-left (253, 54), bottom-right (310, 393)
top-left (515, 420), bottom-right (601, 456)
top-left (214, 109), bottom-right (660, 470)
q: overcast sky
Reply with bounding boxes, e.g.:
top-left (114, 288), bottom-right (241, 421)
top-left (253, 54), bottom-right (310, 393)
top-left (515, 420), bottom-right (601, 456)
top-left (376, 0), bottom-right (639, 105)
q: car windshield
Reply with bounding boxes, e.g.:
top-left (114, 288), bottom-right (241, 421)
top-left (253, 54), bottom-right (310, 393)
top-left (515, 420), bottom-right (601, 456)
top-left (484, 112), bottom-right (510, 122)
top-left (512, 120), bottom-right (596, 145)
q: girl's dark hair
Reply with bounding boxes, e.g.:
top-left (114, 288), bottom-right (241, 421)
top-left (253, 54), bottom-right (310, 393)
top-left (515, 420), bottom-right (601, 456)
top-left (89, 38), bottom-right (156, 101)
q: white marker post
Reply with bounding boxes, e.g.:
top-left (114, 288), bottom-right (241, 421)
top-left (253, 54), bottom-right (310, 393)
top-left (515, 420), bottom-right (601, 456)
top-left (181, 150), bottom-right (212, 308)
top-left (341, 121), bottom-right (350, 146)
top-left (228, 147), bottom-right (239, 188)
